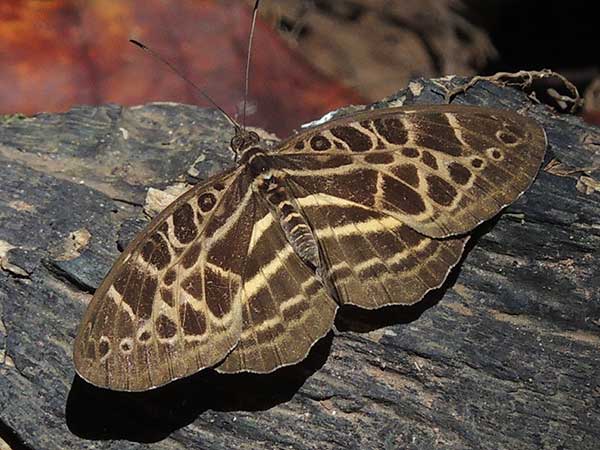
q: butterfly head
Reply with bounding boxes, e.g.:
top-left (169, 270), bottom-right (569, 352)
top-left (230, 129), bottom-right (260, 156)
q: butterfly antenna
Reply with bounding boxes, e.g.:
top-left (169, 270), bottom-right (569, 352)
top-left (242, 0), bottom-right (261, 130)
top-left (129, 39), bottom-right (241, 131)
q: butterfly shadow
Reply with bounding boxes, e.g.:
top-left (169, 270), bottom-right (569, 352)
top-left (66, 332), bottom-right (333, 443)
top-left (334, 219), bottom-right (496, 333)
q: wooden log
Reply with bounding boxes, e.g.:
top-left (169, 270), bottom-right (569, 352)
top-left (0, 77), bottom-right (598, 450)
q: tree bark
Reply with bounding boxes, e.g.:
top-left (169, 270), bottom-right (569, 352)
top-left (0, 77), bottom-right (598, 450)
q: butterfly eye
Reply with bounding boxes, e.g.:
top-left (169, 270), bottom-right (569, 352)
top-left (230, 131), bottom-right (261, 154)
top-left (230, 135), bottom-right (244, 153)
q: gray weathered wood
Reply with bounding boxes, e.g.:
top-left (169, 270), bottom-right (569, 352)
top-left (0, 78), bottom-right (599, 450)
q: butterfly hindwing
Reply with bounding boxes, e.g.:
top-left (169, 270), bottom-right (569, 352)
top-left (284, 177), bottom-right (468, 308)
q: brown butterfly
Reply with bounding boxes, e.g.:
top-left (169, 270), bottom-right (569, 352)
top-left (73, 4), bottom-right (546, 392)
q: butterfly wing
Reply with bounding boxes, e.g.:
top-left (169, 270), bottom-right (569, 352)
top-left (73, 168), bottom-right (255, 391)
top-left (275, 104), bottom-right (547, 238)
top-left (215, 198), bottom-right (337, 373)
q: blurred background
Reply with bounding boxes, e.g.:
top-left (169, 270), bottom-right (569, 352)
top-left (1, 0), bottom-right (598, 136)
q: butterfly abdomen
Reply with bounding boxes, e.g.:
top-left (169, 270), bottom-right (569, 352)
top-left (259, 175), bottom-right (321, 271)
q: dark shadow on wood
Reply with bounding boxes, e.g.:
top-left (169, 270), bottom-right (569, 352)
top-left (0, 418), bottom-right (31, 450)
top-left (66, 332), bottom-right (333, 443)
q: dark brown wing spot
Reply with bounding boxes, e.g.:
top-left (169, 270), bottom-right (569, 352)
top-left (180, 303), bottom-right (207, 336)
top-left (497, 130), bottom-right (519, 145)
top-left (143, 233), bottom-right (171, 270)
top-left (294, 140), bottom-right (305, 150)
top-left (138, 330), bottom-right (152, 343)
top-left (342, 169), bottom-right (378, 207)
top-left (160, 287), bottom-right (175, 307)
top-left (310, 135), bottom-right (331, 151)
top-left (448, 162), bottom-right (472, 185)
top-left (156, 315), bottom-right (177, 339)
top-left (392, 164), bottom-right (420, 188)
top-left (182, 274), bottom-right (203, 299)
top-left (471, 158), bottom-right (484, 169)
top-left (164, 268), bottom-right (176, 286)
top-left (415, 113), bottom-right (463, 156)
top-left (122, 265), bottom-right (144, 316)
top-left (487, 148), bottom-right (503, 160)
top-left (330, 126), bottom-right (372, 152)
top-left (421, 151), bottom-right (438, 170)
top-left (140, 240), bottom-right (154, 264)
top-left (396, 224), bottom-right (426, 247)
top-left (138, 276), bottom-right (157, 320)
top-left (198, 192), bottom-right (217, 213)
top-left (120, 339), bottom-right (132, 353)
top-left (113, 263), bottom-right (132, 295)
top-left (213, 181), bottom-right (225, 191)
top-left (368, 230), bottom-right (399, 251)
top-left (172, 203), bottom-right (197, 244)
top-left (427, 175), bottom-right (457, 207)
top-left (401, 147), bottom-right (419, 158)
top-left (99, 340), bottom-right (110, 357)
top-left (373, 117), bottom-right (408, 145)
top-left (297, 169), bottom-right (378, 208)
top-left (359, 120), bottom-right (374, 131)
top-left (382, 174), bottom-right (426, 215)
top-left (364, 152), bottom-right (394, 164)
top-left (204, 266), bottom-right (231, 318)
top-left (294, 154), bottom-right (353, 169)
top-left (182, 242), bottom-right (202, 269)
top-left (325, 154), bottom-right (353, 167)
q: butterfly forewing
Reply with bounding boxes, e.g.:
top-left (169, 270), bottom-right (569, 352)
top-left (73, 168), bottom-right (253, 391)
top-left (275, 105), bottom-right (547, 238)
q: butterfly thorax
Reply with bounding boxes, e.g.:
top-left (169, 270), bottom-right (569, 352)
top-left (239, 145), bottom-right (273, 177)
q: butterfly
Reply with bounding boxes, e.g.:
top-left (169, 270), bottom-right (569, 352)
top-left (73, 100), bottom-right (546, 391)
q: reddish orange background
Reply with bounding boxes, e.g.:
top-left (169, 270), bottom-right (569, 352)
top-left (0, 0), bottom-right (364, 136)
